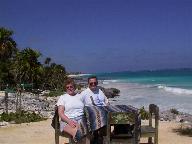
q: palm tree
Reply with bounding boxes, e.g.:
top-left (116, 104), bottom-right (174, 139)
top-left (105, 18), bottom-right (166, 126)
top-left (13, 48), bottom-right (43, 110)
top-left (0, 27), bottom-right (17, 60)
top-left (0, 27), bottom-right (17, 88)
top-left (48, 63), bottom-right (66, 89)
top-left (14, 48), bottom-right (42, 84)
top-left (0, 27), bottom-right (17, 113)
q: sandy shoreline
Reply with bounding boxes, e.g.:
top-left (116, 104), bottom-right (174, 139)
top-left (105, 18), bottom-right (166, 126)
top-left (0, 119), bottom-right (192, 144)
top-left (0, 119), bottom-right (67, 144)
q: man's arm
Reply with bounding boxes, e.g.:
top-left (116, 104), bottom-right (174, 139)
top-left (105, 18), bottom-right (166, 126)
top-left (104, 95), bottom-right (109, 105)
top-left (100, 89), bottom-right (109, 105)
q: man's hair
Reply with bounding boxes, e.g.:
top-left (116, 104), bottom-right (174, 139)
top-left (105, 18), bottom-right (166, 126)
top-left (64, 78), bottom-right (76, 90)
top-left (88, 75), bottom-right (98, 83)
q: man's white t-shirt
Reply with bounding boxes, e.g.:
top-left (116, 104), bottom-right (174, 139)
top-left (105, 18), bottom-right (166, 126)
top-left (56, 93), bottom-right (84, 119)
top-left (81, 88), bottom-right (108, 106)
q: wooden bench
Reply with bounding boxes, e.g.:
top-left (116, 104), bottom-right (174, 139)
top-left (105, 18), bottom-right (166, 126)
top-left (51, 106), bottom-right (73, 144)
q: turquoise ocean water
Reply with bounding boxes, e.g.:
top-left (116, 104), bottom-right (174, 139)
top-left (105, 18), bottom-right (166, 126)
top-left (94, 69), bottom-right (192, 114)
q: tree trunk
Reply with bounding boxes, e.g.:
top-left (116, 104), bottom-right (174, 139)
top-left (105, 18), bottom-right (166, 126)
top-left (18, 86), bottom-right (22, 111)
top-left (5, 90), bottom-right (8, 114)
top-left (15, 90), bottom-right (20, 112)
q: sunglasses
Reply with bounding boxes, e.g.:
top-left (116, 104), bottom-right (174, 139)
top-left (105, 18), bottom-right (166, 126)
top-left (89, 82), bottom-right (98, 86)
top-left (66, 86), bottom-right (74, 89)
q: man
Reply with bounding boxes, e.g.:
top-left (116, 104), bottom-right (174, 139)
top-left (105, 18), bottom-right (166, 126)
top-left (81, 76), bottom-right (109, 106)
top-left (81, 76), bottom-right (109, 144)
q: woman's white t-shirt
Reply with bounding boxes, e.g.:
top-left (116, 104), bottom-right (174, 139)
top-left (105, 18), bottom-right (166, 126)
top-left (56, 93), bottom-right (84, 119)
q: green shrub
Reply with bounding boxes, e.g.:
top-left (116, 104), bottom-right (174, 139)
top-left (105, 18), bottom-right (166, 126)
top-left (170, 108), bottom-right (179, 115)
top-left (0, 110), bottom-right (46, 124)
top-left (139, 106), bottom-right (149, 120)
top-left (48, 89), bottom-right (64, 97)
top-left (174, 127), bottom-right (192, 137)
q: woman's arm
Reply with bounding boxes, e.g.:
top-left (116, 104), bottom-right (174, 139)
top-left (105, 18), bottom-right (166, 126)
top-left (58, 105), bottom-right (77, 128)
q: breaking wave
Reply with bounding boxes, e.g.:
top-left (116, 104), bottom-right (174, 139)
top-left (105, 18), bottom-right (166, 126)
top-left (157, 85), bottom-right (192, 95)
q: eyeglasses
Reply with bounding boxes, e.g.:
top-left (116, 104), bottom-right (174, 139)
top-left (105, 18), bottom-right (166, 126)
top-left (89, 82), bottom-right (98, 86)
top-left (66, 86), bottom-right (74, 89)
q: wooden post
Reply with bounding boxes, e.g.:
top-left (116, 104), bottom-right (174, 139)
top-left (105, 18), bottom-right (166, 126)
top-left (55, 107), bottom-right (59, 144)
top-left (134, 110), bottom-right (139, 144)
top-left (148, 106), bottom-right (153, 143)
top-left (154, 106), bottom-right (159, 144)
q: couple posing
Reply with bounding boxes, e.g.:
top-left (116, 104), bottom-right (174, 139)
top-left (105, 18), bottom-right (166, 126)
top-left (57, 76), bottom-right (109, 143)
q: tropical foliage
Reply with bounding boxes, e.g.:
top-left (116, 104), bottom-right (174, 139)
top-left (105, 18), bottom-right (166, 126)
top-left (174, 126), bottom-right (192, 137)
top-left (170, 108), bottom-right (179, 115)
top-left (139, 106), bottom-right (149, 120)
top-left (0, 27), bottom-right (17, 60)
top-left (0, 27), bottom-right (67, 91)
top-left (0, 27), bottom-right (18, 88)
top-left (0, 110), bottom-right (46, 124)
top-left (0, 27), bottom-right (69, 123)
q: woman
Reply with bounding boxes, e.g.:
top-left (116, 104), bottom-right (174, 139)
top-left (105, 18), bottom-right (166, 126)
top-left (57, 78), bottom-right (86, 143)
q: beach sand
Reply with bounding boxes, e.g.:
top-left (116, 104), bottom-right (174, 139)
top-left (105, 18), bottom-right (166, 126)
top-left (0, 119), bottom-right (192, 144)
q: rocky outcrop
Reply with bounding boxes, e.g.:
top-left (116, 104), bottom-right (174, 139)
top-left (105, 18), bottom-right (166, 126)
top-left (0, 93), bottom-right (58, 118)
top-left (159, 109), bottom-right (192, 126)
top-left (98, 86), bottom-right (120, 98)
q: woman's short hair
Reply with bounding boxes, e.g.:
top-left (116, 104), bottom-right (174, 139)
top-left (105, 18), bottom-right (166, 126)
top-left (64, 78), bottom-right (76, 91)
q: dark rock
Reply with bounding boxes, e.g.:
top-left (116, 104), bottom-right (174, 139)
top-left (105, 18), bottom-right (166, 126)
top-left (98, 86), bottom-right (120, 98)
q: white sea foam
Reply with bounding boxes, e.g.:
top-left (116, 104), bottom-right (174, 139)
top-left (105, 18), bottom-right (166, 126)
top-left (102, 81), bottom-right (109, 84)
top-left (68, 73), bottom-right (91, 78)
top-left (103, 80), bottom-right (119, 84)
top-left (158, 85), bottom-right (192, 95)
top-left (101, 81), bottom-right (192, 114)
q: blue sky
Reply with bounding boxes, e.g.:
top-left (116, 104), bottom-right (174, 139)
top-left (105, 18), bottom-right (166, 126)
top-left (1, 0), bottom-right (192, 73)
